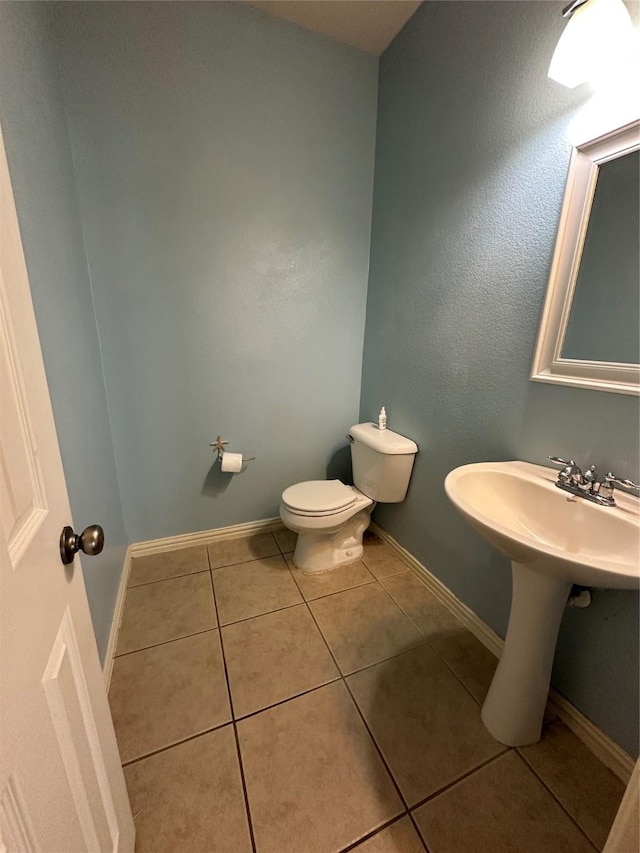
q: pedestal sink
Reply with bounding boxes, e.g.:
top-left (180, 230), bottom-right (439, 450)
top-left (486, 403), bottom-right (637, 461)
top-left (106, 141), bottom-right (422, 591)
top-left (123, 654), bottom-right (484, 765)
top-left (445, 461), bottom-right (640, 747)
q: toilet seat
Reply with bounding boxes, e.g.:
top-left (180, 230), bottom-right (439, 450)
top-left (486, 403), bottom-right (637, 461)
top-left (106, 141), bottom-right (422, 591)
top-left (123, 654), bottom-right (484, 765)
top-left (281, 480), bottom-right (357, 517)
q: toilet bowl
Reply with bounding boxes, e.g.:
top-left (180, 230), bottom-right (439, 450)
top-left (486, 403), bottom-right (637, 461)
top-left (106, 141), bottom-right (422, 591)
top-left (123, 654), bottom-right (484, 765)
top-left (280, 422), bottom-right (418, 574)
top-left (280, 480), bottom-right (374, 573)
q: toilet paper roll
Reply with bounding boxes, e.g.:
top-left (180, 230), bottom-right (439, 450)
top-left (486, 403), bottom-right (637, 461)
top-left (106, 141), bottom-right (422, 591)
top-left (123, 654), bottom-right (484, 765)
top-left (221, 451), bottom-right (243, 473)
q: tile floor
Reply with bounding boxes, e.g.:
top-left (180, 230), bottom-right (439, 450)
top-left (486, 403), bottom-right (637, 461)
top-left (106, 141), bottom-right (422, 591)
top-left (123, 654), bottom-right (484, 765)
top-left (109, 530), bottom-right (625, 853)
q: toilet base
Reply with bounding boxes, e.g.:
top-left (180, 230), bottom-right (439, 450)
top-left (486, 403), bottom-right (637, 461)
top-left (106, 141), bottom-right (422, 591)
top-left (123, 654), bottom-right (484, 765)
top-left (291, 507), bottom-right (372, 573)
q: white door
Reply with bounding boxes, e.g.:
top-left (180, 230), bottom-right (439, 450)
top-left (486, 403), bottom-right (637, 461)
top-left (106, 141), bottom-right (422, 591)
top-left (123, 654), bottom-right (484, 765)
top-left (0, 126), bottom-right (135, 852)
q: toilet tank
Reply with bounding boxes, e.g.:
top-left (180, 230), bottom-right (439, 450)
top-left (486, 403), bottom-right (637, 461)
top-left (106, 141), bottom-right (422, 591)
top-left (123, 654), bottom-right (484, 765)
top-left (348, 423), bottom-right (418, 503)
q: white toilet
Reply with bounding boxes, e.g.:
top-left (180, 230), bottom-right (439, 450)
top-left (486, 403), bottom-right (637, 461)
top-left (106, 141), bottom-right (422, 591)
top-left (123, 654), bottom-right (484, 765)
top-left (280, 422), bottom-right (418, 573)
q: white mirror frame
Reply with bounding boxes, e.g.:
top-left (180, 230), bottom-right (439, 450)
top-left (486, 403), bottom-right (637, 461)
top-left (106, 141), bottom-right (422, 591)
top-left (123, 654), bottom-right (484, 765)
top-left (531, 118), bottom-right (640, 396)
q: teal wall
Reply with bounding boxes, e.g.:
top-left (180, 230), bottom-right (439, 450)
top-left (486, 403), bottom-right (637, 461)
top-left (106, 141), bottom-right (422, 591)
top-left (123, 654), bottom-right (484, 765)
top-left (0, 2), bottom-right (128, 662)
top-left (361, 0), bottom-right (639, 755)
top-left (51, 1), bottom-right (378, 543)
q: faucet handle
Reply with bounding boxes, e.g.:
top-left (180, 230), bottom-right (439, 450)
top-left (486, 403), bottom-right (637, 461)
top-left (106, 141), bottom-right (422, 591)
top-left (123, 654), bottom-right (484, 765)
top-left (548, 456), bottom-right (584, 487)
top-left (548, 456), bottom-right (581, 475)
top-left (583, 465), bottom-right (598, 485)
top-left (604, 473), bottom-right (640, 491)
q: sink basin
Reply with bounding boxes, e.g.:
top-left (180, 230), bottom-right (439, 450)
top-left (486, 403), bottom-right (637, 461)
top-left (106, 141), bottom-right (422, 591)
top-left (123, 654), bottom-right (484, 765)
top-left (445, 460), bottom-right (640, 747)
top-left (445, 460), bottom-right (640, 590)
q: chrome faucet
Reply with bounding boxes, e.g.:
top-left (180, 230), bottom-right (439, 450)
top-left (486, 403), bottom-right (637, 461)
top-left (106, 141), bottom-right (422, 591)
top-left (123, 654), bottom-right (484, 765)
top-left (548, 456), bottom-right (640, 507)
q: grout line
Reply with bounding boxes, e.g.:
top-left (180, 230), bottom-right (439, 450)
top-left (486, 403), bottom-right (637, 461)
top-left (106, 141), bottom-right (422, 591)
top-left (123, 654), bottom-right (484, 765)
top-left (336, 814), bottom-right (412, 853)
top-left (116, 636), bottom-right (452, 788)
top-left (121, 721), bottom-right (233, 768)
top-left (407, 810), bottom-right (431, 853)
top-left (230, 720), bottom-right (258, 853)
top-left (209, 547), bottom-right (284, 573)
top-left (302, 597), bottom-right (410, 812)
top-left (283, 553), bottom-right (377, 601)
top-left (207, 564), bottom-right (216, 607)
top-left (292, 576), bottom-right (432, 679)
top-left (426, 637), bottom-right (492, 710)
top-left (341, 673), bottom-right (412, 811)
top-left (408, 749), bottom-right (511, 812)
top-left (218, 599), bottom-right (305, 629)
top-left (114, 626), bottom-right (219, 659)
top-left (189, 639), bottom-right (436, 729)
top-left (368, 567), bottom-right (412, 582)
top-left (230, 678), bottom-right (342, 724)
top-left (207, 564), bottom-right (233, 722)
top-left (202, 610), bottom-right (436, 724)
top-left (292, 576), bottom-right (379, 604)
top-left (208, 556), bottom-right (258, 853)
top-left (124, 558), bottom-right (399, 647)
top-left (360, 558), bottom-right (408, 583)
top-left (126, 567), bottom-right (210, 589)
top-left (281, 555), bottom-right (304, 597)
top-left (273, 531), bottom-right (292, 556)
top-left (205, 562), bottom-right (491, 820)
top-left (376, 571), bottom-right (465, 643)
top-left (335, 639), bottom-right (430, 679)
top-left (211, 578), bottom-right (440, 848)
top-left (374, 572), bottom-right (439, 640)
top-left (127, 546), bottom-right (285, 589)
top-left (515, 750), bottom-right (601, 852)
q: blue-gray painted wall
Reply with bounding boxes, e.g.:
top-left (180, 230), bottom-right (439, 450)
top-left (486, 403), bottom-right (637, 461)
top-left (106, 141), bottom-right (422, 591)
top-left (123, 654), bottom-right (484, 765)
top-left (51, 1), bottom-right (378, 544)
top-left (0, 2), bottom-right (128, 662)
top-left (361, 0), bottom-right (639, 755)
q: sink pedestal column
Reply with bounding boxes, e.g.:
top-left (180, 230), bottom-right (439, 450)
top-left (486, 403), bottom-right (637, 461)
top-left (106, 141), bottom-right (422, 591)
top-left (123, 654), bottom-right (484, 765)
top-left (481, 561), bottom-right (571, 746)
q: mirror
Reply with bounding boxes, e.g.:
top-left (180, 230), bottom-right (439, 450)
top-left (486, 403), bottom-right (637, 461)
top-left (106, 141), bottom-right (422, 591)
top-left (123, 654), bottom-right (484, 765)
top-left (531, 119), bottom-right (640, 395)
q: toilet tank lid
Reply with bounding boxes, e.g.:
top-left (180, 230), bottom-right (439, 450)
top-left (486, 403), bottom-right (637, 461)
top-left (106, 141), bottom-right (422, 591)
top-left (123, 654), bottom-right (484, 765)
top-left (349, 423), bottom-right (418, 455)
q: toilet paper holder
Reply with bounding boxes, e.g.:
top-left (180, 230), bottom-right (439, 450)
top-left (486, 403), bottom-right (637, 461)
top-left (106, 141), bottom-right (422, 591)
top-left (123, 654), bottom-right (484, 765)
top-left (210, 435), bottom-right (255, 463)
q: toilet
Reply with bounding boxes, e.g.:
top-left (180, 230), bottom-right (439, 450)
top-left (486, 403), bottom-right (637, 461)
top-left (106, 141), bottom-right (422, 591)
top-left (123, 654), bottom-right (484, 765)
top-left (280, 422), bottom-right (418, 573)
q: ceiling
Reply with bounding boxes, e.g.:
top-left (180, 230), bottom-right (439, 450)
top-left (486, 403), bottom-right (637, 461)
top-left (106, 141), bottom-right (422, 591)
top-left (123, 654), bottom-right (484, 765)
top-left (247, 1), bottom-right (423, 56)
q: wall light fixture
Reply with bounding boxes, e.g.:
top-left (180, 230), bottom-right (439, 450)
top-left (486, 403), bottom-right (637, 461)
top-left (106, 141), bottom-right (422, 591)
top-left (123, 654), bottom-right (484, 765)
top-left (548, 0), bottom-right (636, 88)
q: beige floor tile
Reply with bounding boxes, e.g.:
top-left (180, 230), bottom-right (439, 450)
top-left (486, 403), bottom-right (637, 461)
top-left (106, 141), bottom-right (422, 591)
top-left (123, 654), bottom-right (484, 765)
top-left (109, 631), bottom-right (230, 763)
top-left (222, 604), bottom-right (339, 717)
top-left (352, 817), bottom-right (426, 852)
top-left (273, 526), bottom-right (297, 553)
top-left (212, 555), bottom-right (303, 625)
top-left (124, 726), bottom-right (252, 853)
top-left (128, 545), bottom-right (208, 587)
top-left (285, 553), bottom-right (376, 600)
top-left (309, 583), bottom-right (423, 675)
top-left (380, 573), bottom-right (463, 639)
top-left (413, 751), bottom-right (594, 853)
top-left (519, 720), bottom-right (625, 850)
top-left (207, 531), bottom-right (280, 569)
top-left (347, 644), bottom-right (504, 804)
top-left (361, 537), bottom-right (408, 579)
top-left (430, 629), bottom-right (498, 705)
top-left (237, 681), bottom-right (403, 853)
top-left (116, 572), bottom-right (216, 654)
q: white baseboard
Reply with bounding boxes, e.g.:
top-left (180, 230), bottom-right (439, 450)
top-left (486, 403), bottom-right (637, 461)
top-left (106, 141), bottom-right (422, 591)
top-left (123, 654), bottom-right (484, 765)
top-left (370, 522), bottom-right (635, 784)
top-left (102, 516), bottom-right (283, 689)
top-left (103, 546), bottom-right (133, 691)
top-left (129, 516), bottom-right (282, 557)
